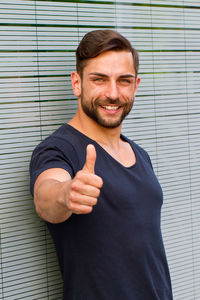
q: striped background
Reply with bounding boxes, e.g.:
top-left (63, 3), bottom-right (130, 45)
top-left (0, 1), bottom-right (200, 299)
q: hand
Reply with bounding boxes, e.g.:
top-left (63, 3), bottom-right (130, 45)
top-left (66, 144), bottom-right (103, 214)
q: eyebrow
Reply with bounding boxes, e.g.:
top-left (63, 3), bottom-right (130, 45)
top-left (119, 74), bottom-right (136, 79)
top-left (88, 72), bottom-right (109, 78)
top-left (88, 72), bottom-right (136, 78)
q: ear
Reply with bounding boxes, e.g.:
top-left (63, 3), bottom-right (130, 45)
top-left (71, 71), bottom-right (81, 97)
top-left (133, 76), bottom-right (141, 96)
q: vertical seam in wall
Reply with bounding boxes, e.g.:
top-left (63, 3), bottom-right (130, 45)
top-left (0, 222), bottom-right (4, 299)
top-left (34, 1), bottom-right (49, 299)
top-left (149, 1), bottom-right (159, 174)
top-left (182, 1), bottom-right (196, 298)
top-left (114, 0), bottom-right (117, 30)
top-left (34, 0), bottom-right (43, 142)
top-left (76, 3), bottom-right (80, 46)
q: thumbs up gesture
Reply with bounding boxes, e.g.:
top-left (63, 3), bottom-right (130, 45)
top-left (67, 144), bottom-right (103, 215)
top-left (82, 144), bottom-right (97, 174)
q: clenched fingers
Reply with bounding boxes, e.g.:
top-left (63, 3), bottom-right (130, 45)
top-left (67, 201), bottom-right (94, 214)
top-left (66, 170), bottom-right (103, 215)
top-left (75, 170), bottom-right (103, 188)
top-left (71, 179), bottom-right (101, 198)
top-left (68, 191), bottom-right (98, 212)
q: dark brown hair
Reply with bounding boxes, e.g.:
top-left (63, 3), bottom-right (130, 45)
top-left (76, 30), bottom-right (139, 77)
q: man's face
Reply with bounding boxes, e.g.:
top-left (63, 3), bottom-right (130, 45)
top-left (77, 50), bottom-right (140, 129)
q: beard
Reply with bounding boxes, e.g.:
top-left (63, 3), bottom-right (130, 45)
top-left (81, 94), bottom-right (134, 129)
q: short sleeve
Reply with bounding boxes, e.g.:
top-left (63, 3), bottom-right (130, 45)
top-left (29, 137), bottom-right (75, 196)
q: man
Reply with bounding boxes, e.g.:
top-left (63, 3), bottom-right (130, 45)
top-left (30, 30), bottom-right (173, 299)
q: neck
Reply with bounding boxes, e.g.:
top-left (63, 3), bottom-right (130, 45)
top-left (68, 111), bottom-right (122, 149)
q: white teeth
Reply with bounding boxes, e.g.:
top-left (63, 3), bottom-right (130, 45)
top-left (102, 106), bottom-right (119, 111)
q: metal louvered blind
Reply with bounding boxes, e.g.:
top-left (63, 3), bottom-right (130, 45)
top-left (0, 1), bottom-right (200, 299)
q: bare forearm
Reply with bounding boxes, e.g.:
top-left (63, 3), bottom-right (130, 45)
top-left (34, 179), bottom-right (72, 224)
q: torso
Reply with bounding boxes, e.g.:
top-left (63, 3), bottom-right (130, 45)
top-left (32, 124), bottom-right (173, 300)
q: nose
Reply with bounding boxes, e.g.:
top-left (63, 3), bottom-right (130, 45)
top-left (105, 80), bottom-right (119, 100)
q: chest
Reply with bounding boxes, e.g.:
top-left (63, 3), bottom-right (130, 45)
top-left (97, 141), bottom-right (136, 167)
top-left (94, 151), bottom-right (163, 224)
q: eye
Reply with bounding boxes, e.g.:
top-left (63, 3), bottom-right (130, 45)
top-left (92, 77), bottom-right (105, 84)
top-left (94, 77), bottom-right (104, 82)
top-left (119, 78), bottom-right (132, 85)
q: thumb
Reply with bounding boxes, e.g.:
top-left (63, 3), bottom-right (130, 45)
top-left (82, 144), bottom-right (96, 174)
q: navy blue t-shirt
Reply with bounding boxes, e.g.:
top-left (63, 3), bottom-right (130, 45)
top-left (30, 124), bottom-right (173, 300)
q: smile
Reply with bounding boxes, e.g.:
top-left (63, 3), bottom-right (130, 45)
top-left (101, 105), bottom-right (120, 111)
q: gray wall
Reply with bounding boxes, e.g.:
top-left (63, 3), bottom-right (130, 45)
top-left (0, 1), bottom-right (200, 299)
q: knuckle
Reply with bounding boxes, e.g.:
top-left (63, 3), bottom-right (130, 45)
top-left (67, 201), bottom-right (74, 211)
top-left (92, 197), bottom-right (98, 206)
top-left (71, 181), bottom-right (78, 190)
top-left (99, 177), bottom-right (103, 187)
top-left (95, 175), bottom-right (103, 188)
top-left (96, 189), bottom-right (101, 197)
top-left (86, 206), bottom-right (93, 213)
top-left (68, 201), bottom-right (81, 214)
top-left (71, 180), bottom-right (82, 192)
top-left (69, 191), bottom-right (79, 203)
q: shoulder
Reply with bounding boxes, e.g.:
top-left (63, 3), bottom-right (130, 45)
top-left (30, 124), bottom-right (91, 176)
top-left (30, 124), bottom-right (84, 195)
top-left (34, 124), bottom-right (80, 154)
